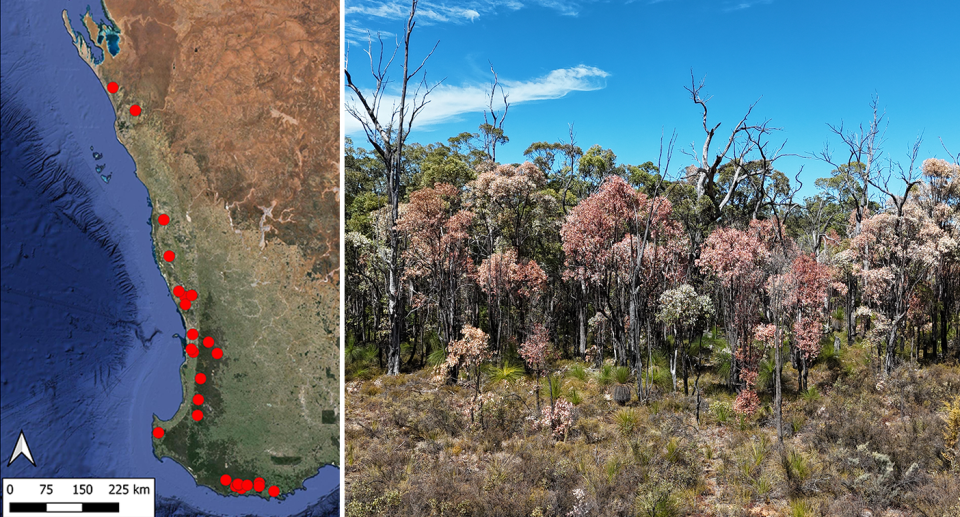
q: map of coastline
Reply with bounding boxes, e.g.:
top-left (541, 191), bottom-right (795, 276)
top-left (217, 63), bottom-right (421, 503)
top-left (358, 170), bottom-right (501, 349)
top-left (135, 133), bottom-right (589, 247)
top-left (60, 0), bottom-right (340, 502)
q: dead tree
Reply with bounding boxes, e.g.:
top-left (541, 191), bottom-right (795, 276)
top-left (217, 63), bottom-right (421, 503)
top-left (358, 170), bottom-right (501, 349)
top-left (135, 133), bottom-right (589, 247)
top-left (814, 97), bottom-right (886, 342)
top-left (683, 72), bottom-right (784, 233)
top-left (344, 0), bottom-right (439, 375)
top-left (682, 72), bottom-right (785, 389)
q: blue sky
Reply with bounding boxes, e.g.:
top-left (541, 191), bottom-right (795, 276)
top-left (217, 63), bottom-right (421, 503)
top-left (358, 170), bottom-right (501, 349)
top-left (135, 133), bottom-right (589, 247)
top-left (344, 0), bottom-right (959, 195)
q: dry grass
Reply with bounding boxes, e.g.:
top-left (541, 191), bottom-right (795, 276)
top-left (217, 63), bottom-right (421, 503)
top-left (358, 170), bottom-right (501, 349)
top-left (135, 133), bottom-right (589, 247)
top-left (346, 340), bottom-right (960, 516)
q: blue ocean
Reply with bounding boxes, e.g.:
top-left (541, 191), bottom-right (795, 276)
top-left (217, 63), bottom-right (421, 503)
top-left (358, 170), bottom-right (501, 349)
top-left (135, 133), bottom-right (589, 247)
top-left (0, 1), bottom-right (338, 515)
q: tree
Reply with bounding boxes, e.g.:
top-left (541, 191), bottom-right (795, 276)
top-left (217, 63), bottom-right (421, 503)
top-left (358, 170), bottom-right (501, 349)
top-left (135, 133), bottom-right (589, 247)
top-left (915, 157), bottom-right (960, 360)
top-left (814, 98), bottom-right (886, 341)
top-left (396, 183), bottom-right (474, 377)
top-left (698, 219), bottom-right (776, 392)
top-left (682, 73), bottom-right (784, 251)
top-left (440, 325), bottom-right (491, 422)
top-left (562, 175), bottom-right (683, 398)
top-left (853, 192), bottom-right (947, 375)
top-left (657, 284), bottom-right (714, 395)
top-left (344, 0), bottom-right (439, 374)
top-left (519, 323), bottom-right (551, 411)
top-left (476, 248), bottom-right (547, 356)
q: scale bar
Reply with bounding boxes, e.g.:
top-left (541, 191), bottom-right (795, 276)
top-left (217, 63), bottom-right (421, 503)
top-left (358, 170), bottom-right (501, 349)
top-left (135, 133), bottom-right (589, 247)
top-left (9, 502), bottom-right (120, 513)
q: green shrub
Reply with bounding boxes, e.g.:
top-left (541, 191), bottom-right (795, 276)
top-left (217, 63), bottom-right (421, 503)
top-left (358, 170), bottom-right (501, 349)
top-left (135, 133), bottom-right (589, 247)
top-left (568, 363), bottom-right (588, 381)
top-left (485, 361), bottom-right (524, 383)
top-left (598, 364), bottom-right (614, 386)
top-left (634, 480), bottom-right (680, 517)
top-left (801, 386), bottom-right (821, 403)
top-left (789, 498), bottom-right (815, 517)
top-left (428, 346), bottom-right (447, 367)
top-left (711, 400), bottom-right (731, 424)
top-left (614, 365), bottom-right (631, 384)
top-left (614, 408), bottom-right (639, 435)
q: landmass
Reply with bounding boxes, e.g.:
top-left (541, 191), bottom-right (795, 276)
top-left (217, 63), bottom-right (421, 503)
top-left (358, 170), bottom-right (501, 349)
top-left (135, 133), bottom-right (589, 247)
top-left (62, 0), bottom-right (339, 497)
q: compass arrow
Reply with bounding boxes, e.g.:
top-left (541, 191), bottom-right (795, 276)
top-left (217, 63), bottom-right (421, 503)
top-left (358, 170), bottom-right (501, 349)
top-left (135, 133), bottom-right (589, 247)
top-left (7, 430), bottom-right (36, 467)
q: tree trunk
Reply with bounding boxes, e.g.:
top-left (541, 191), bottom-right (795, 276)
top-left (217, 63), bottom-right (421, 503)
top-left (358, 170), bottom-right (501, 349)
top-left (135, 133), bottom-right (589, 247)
top-left (774, 328), bottom-right (783, 444)
top-left (940, 307), bottom-right (948, 362)
top-left (883, 313), bottom-right (904, 377)
top-left (578, 283), bottom-right (587, 358)
top-left (670, 347), bottom-right (678, 392)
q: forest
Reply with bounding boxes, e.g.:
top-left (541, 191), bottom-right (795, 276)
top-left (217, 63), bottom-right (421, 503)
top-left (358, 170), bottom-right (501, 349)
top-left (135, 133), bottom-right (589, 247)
top-left (344, 3), bottom-right (959, 515)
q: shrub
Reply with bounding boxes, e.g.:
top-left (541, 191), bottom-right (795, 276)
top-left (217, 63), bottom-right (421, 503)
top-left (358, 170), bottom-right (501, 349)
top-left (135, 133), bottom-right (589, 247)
top-left (789, 498), bottom-right (815, 517)
top-left (634, 480), bottom-right (680, 517)
top-left (598, 364), bottom-right (614, 386)
top-left (711, 400), bottom-right (732, 424)
top-left (614, 408), bottom-right (639, 435)
top-left (781, 448), bottom-right (812, 496)
top-left (943, 395), bottom-right (960, 469)
top-left (485, 361), bottom-right (524, 384)
top-left (568, 363), bottom-right (589, 382)
top-left (614, 365), bottom-right (631, 384)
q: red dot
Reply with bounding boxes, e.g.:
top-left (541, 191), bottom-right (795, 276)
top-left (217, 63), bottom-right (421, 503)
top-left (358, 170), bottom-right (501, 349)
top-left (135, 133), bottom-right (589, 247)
top-left (158, 214), bottom-right (170, 225)
top-left (231, 479), bottom-right (241, 492)
top-left (203, 336), bottom-right (214, 348)
top-left (163, 250), bottom-right (175, 262)
top-left (152, 427), bottom-right (164, 439)
top-left (192, 409), bottom-right (203, 421)
top-left (242, 479), bottom-right (253, 492)
top-left (193, 393), bottom-right (204, 405)
top-left (186, 344), bottom-right (199, 358)
top-left (107, 81), bottom-right (119, 93)
top-left (268, 485), bottom-right (279, 497)
top-left (130, 105), bottom-right (142, 116)
top-left (173, 285), bottom-right (185, 298)
top-left (186, 328), bottom-right (199, 340)
top-left (186, 289), bottom-right (198, 301)
top-left (220, 474), bottom-right (231, 486)
top-left (253, 477), bottom-right (265, 492)
top-left (212, 348), bottom-right (223, 360)
top-left (180, 300), bottom-right (191, 311)
top-left (195, 372), bottom-right (206, 384)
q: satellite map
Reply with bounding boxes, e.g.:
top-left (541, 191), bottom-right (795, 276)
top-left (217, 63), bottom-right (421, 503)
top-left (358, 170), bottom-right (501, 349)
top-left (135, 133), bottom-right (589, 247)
top-left (1, 0), bottom-right (340, 515)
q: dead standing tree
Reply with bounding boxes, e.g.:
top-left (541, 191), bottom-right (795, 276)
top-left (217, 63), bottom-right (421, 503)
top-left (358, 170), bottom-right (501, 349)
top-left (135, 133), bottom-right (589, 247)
top-left (814, 97), bottom-right (885, 343)
top-left (345, 0), bottom-right (439, 375)
top-left (682, 73), bottom-right (785, 389)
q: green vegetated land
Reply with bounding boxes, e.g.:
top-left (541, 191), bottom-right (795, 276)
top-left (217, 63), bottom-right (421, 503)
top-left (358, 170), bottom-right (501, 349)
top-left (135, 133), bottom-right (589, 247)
top-left (344, 50), bottom-right (960, 517)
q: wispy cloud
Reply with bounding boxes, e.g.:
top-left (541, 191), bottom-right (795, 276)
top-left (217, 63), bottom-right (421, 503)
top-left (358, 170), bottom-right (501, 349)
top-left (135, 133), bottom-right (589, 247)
top-left (344, 65), bottom-right (610, 135)
top-left (346, 0), bottom-right (578, 27)
top-left (722, 0), bottom-right (773, 12)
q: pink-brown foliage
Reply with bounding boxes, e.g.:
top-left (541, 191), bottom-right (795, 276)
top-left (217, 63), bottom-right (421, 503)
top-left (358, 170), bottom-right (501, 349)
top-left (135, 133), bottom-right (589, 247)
top-left (536, 398), bottom-right (573, 439)
top-left (698, 219), bottom-right (778, 386)
top-left (476, 248), bottom-right (547, 300)
top-left (519, 323), bottom-right (550, 372)
top-left (852, 203), bottom-right (946, 308)
top-left (789, 253), bottom-right (835, 360)
top-left (472, 161), bottom-right (546, 202)
top-left (562, 175), bottom-right (684, 288)
top-left (561, 176), bottom-right (639, 284)
top-left (733, 389), bottom-right (761, 416)
top-left (397, 183), bottom-right (475, 305)
top-left (469, 161), bottom-right (553, 252)
top-left (697, 220), bottom-right (772, 288)
top-left (442, 325), bottom-right (491, 376)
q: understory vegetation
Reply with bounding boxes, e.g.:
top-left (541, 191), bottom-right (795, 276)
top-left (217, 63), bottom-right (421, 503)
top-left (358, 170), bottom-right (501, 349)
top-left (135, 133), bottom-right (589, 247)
top-left (346, 337), bottom-right (960, 516)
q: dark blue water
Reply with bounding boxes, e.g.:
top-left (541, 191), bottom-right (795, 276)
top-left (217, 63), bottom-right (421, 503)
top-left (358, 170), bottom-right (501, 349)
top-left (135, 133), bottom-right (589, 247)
top-left (0, 1), bottom-right (338, 515)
